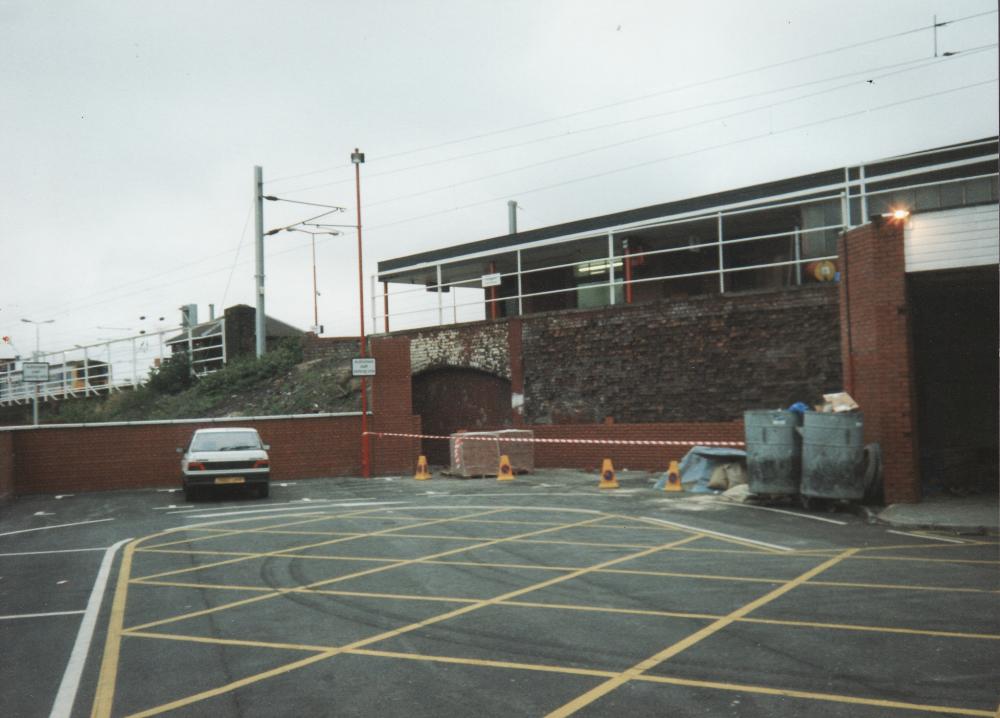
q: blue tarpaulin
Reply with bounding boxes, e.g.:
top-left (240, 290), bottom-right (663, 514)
top-left (654, 445), bottom-right (747, 493)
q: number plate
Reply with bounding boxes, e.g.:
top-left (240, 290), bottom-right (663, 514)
top-left (214, 477), bottom-right (245, 485)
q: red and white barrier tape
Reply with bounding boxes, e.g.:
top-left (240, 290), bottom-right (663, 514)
top-left (364, 431), bottom-right (744, 447)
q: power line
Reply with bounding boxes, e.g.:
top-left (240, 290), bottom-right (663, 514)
top-left (359, 47), bottom-right (997, 211)
top-left (263, 8), bottom-right (998, 188)
top-left (276, 53), bottom-right (949, 196)
top-left (365, 78), bottom-right (998, 234)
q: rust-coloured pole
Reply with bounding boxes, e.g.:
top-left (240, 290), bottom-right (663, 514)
top-left (353, 148), bottom-right (370, 478)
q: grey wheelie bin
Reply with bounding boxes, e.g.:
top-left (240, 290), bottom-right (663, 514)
top-left (744, 410), bottom-right (802, 496)
top-left (800, 411), bottom-right (865, 501)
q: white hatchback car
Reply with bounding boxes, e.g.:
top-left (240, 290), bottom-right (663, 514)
top-left (179, 427), bottom-right (270, 500)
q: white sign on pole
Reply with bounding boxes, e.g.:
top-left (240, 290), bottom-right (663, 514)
top-left (481, 273), bottom-right (502, 288)
top-left (22, 362), bottom-right (50, 382)
top-left (352, 358), bottom-right (376, 377)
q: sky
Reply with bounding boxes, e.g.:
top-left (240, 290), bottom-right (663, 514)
top-left (1, 0), bottom-right (997, 358)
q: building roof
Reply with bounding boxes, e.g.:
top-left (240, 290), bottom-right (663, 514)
top-left (378, 136), bottom-right (998, 281)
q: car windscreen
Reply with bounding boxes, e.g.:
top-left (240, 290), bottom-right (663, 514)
top-left (190, 431), bottom-right (261, 452)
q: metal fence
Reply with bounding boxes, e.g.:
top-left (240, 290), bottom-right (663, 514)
top-left (0, 321), bottom-right (225, 406)
top-left (372, 169), bottom-right (999, 332)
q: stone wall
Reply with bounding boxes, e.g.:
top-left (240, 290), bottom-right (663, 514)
top-left (522, 285), bottom-right (841, 424)
top-left (408, 322), bottom-right (511, 378)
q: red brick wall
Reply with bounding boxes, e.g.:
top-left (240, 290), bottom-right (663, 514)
top-left (532, 421), bottom-right (745, 471)
top-left (370, 337), bottom-right (421, 475)
top-left (7, 416), bottom-right (363, 496)
top-left (0, 336), bottom-right (421, 497)
top-left (839, 220), bottom-right (921, 503)
top-left (0, 431), bottom-right (13, 501)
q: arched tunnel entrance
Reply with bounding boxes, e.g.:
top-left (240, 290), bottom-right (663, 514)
top-left (412, 367), bottom-right (512, 466)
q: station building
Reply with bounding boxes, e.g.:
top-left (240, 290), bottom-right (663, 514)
top-left (375, 137), bottom-right (999, 504)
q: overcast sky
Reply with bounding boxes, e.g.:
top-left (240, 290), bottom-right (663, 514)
top-left (1, 0), bottom-right (997, 355)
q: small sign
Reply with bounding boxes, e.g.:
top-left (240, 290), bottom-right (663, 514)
top-left (481, 273), bottom-right (502, 288)
top-left (22, 362), bottom-right (49, 382)
top-left (352, 358), bottom-right (376, 377)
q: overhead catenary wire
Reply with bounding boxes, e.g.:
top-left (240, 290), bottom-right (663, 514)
top-left (262, 8), bottom-right (998, 188)
top-left (5, 29), bottom-right (996, 340)
top-left (364, 78), bottom-right (999, 234)
top-left (276, 51), bottom-right (972, 197)
top-left (358, 47), bottom-right (998, 212)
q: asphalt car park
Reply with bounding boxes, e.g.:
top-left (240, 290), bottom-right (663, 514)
top-left (1, 472), bottom-right (998, 717)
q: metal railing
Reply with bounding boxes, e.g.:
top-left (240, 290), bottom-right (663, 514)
top-left (0, 320), bottom-right (226, 406)
top-left (373, 169), bottom-right (999, 332)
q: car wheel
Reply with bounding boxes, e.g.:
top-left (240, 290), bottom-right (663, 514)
top-left (184, 485), bottom-right (197, 502)
top-left (257, 484), bottom-right (269, 499)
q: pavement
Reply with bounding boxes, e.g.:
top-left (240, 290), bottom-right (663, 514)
top-left (869, 492), bottom-right (1000, 535)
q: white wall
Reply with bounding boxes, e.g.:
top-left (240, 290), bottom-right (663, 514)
top-left (904, 205), bottom-right (999, 273)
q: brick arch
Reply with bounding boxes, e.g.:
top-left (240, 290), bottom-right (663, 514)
top-left (412, 366), bottom-right (512, 466)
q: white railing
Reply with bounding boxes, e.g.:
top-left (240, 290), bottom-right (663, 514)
top-left (372, 169), bottom-right (999, 332)
top-left (0, 320), bottom-right (226, 406)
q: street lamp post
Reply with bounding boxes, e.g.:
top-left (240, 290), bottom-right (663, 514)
top-left (20, 317), bottom-right (53, 425)
top-left (286, 228), bottom-right (342, 332)
top-left (351, 148), bottom-right (370, 479)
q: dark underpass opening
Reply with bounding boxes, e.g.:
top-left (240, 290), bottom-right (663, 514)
top-left (412, 367), bottom-right (512, 466)
top-left (908, 265), bottom-right (998, 496)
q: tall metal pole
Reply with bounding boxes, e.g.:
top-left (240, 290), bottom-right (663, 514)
top-left (352, 148), bottom-right (370, 478)
top-left (311, 234), bottom-right (319, 330)
top-left (254, 165), bottom-right (266, 358)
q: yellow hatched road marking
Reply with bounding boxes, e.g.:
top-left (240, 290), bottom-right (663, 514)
top-left (638, 675), bottom-right (999, 717)
top-left (119, 532), bottom-right (704, 717)
top-left (125, 507), bottom-right (512, 632)
top-left (133, 509), bottom-right (505, 581)
top-left (116, 631), bottom-right (999, 718)
top-left (141, 512), bottom-right (361, 549)
top-left (90, 506), bottom-right (507, 718)
top-left (545, 548), bottom-right (860, 717)
top-left (133, 545), bottom-right (998, 595)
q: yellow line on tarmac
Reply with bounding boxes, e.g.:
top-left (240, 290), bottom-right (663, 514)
top-left (351, 646), bottom-right (615, 678)
top-left (637, 674), bottom-right (998, 717)
top-left (125, 630), bottom-right (331, 653)
top-left (126, 650), bottom-right (341, 718)
top-left (806, 579), bottom-right (1000, 594)
top-left (120, 530), bottom-right (704, 717)
top-left (91, 507), bottom-right (502, 717)
top-left (850, 555), bottom-right (999, 566)
top-left (545, 548), bottom-right (860, 717)
top-left (125, 507), bottom-right (510, 632)
top-left (141, 513), bottom-right (353, 549)
top-left (738, 616), bottom-right (1000, 641)
top-left (132, 509), bottom-right (502, 581)
top-left (90, 539), bottom-right (136, 718)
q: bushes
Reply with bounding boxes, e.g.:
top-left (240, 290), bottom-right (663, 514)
top-left (146, 353), bottom-right (193, 395)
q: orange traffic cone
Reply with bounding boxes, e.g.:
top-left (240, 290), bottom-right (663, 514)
top-left (598, 458), bottom-right (619, 489)
top-left (414, 455), bottom-right (432, 481)
top-left (664, 459), bottom-right (683, 492)
top-left (497, 454), bottom-right (515, 481)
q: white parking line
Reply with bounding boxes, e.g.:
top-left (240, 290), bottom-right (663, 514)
top-left (0, 518), bottom-right (114, 537)
top-left (636, 515), bottom-right (794, 552)
top-left (0, 610), bottom-right (86, 621)
top-left (178, 500), bottom-right (411, 519)
top-left (0, 547), bottom-right (109, 557)
top-left (886, 529), bottom-right (967, 544)
top-left (725, 501), bottom-right (849, 525)
top-left (49, 537), bottom-right (130, 718)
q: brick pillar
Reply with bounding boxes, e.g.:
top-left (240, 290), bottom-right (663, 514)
top-left (0, 431), bottom-right (14, 501)
top-left (370, 337), bottom-right (421, 475)
top-left (839, 220), bottom-right (921, 503)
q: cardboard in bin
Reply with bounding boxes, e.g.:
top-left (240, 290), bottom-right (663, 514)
top-left (449, 429), bottom-right (534, 477)
top-left (819, 391), bottom-right (859, 413)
